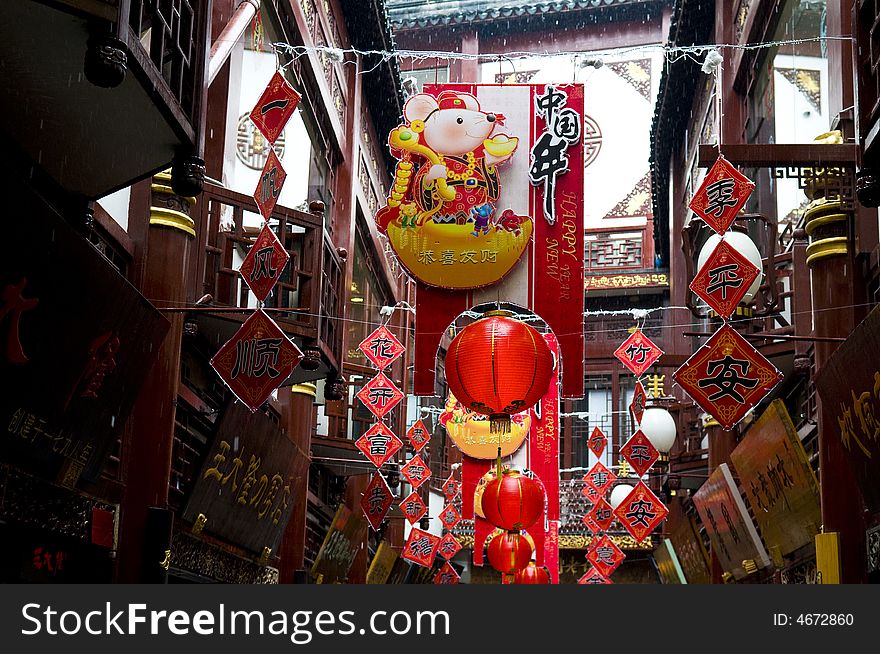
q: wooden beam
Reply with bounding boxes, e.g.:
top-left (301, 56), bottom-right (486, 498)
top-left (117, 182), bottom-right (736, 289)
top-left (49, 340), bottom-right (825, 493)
top-left (697, 144), bottom-right (859, 168)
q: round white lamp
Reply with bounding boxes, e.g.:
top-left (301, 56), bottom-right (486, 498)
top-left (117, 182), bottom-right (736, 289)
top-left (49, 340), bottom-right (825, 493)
top-left (609, 483), bottom-right (635, 510)
top-left (639, 406), bottom-right (677, 455)
top-left (696, 231), bottom-right (763, 304)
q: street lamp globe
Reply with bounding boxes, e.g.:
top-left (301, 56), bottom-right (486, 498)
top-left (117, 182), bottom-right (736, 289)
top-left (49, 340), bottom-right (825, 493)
top-left (640, 407), bottom-right (677, 454)
top-left (697, 231), bottom-right (763, 303)
top-left (609, 483), bottom-right (635, 510)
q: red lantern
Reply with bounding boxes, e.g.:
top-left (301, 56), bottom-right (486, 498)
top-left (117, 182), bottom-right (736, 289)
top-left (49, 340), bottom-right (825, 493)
top-left (482, 469), bottom-right (544, 531)
top-left (487, 531), bottom-right (533, 575)
top-left (445, 312), bottom-right (554, 433)
top-left (513, 562), bottom-right (551, 584)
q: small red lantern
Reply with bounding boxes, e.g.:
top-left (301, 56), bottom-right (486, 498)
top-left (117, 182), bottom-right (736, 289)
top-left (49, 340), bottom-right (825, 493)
top-left (445, 312), bottom-right (554, 434)
top-left (487, 531), bottom-right (533, 575)
top-left (482, 469), bottom-right (544, 531)
top-left (513, 562), bottom-right (551, 584)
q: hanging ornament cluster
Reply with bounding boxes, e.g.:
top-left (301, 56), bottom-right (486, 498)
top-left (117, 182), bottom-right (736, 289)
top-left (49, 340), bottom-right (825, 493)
top-left (434, 468), bottom-right (463, 584)
top-left (674, 156), bottom-right (782, 430)
top-left (445, 311), bottom-right (554, 434)
top-left (354, 324), bottom-right (411, 533)
top-left (210, 73), bottom-right (304, 412)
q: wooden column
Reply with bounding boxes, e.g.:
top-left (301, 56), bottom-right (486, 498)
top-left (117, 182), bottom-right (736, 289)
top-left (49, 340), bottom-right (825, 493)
top-left (117, 172), bottom-right (195, 582)
top-left (344, 473), bottom-right (369, 583)
top-left (278, 383), bottom-right (316, 583)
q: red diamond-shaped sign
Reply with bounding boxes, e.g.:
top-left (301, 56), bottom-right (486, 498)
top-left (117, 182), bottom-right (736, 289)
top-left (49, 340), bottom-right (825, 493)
top-left (587, 426), bottom-right (607, 458)
top-left (582, 514), bottom-right (601, 533)
top-left (688, 156), bottom-right (755, 234)
top-left (360, 472), bottom-right (393, 531)
top-left (238, 222), bottom-right (290, 303)
top-left (673, 324), bottom-right (783, 430)
top-left (402, 528), bottom-right (440, 568)
top-left (438, 504), bottom-right (461, 530)
top-left (210, 309), bottom-right (303, 412)
top-left (587, 497), bottom-right (615, 532)
top-left (406, 419), bottom-right (431, 452)
top-left (438, 533), bottom-right (462, 560)
top-left (434, 561), bottom-right (460, 584)
top-left (620, 430), bottom-right (659, 477)
top-left (578, 568), bottom-right (612, 584)
top-left (690, 238), bottom-right (761, 319)
top-left (401, 454), bottom-right (431, 488)
top-left (630, 380), bottom-right (647, 427)
top-left (584, 462), bottom-right (616, 495)
top-left (253, 148), bottom-right (286, 221)
top-left (442, 475), bottom-right (460, 500)
top-left (400, 491), bottom-right (428, 525)
top-left (586, 534), bottom-right (625, 577)
top-left (358, 324), bottom-right (405, 370)
top-left (613, 481), bottom-right (668, 543)
top-left (355, 422), bottom-right (403, 468)
top-left (356, 372), bottom-right (404, 420)
top-left (614, 329), bottom-right (664, 376)
top-left (249, 70), bottom-right (301, 145)
top-left (581, 483), bottom-right (599, 501)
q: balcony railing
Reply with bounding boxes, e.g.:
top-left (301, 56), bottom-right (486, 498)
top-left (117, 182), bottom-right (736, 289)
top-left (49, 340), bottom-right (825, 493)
top-left (585, 225), bottom-right (654, 273)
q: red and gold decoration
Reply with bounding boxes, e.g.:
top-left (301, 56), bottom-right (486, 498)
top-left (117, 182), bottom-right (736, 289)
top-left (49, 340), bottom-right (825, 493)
top-left (445, 312), bottom-right (554, 433)
top-left (354, 422), bottom-right (403, 468)
top-left (613, 481), bottom-right (669, 544)
top-left (210, 309), bottom-right (303, 412)
top-left (402, 528), bottom-right (440, 568)
top-left (578, 568), bottom-right (612, 584)
top-left (358, 324), bottom-right (406, 370)
top-left (249, 70), bottom-right (301, 145)
top-left (586, 497), bottom-right (615, 532)
top-left (587, 426), bottom-right (607, 458)
top-left (614, 328), bottom-right (663, 377)
top-left (439, 392), bottom-right (530, 458)
top-left (690, 238), bottom-right (761, 319)
top-left (356, 371), bottom-right (404, 420)
top-left (253, 149), bottom-right (286, 221)
top-left (238, 222), bottom-right (290, 302)
top-left (629, 380), bottom-right (647, 427)
top-left (673, 324), bottom-right (783, 430)
top-left (583, 461), bottom-right (616, 496)
top-left (438, 533), bottom-right (462, 560)
top-left (399, 491), bottom-right (428, 526)
top-left (620, 430), bottom-right (659, 478)
top-left (442, 474), bottom-right (461, 500)
top-left (438, 504), bottom-right (461, 531)
top-left (434, 562), bottom-right (461, 585)
top-left (401, 454), bottom-right (431, 489)
top-left (406, 418), bottom-right (431, 452)
top-left (513, 562), bottom-right (551, 584)
top-left (688, 156), bottom-right (755, 235)
top-left (360, 472), bottom-right (393, 531)
top-left (481, 469), bottom-right (545, 532)
top-left (586, 534), bottom-right (625, 578)
top-left (487, 531), bottom-right (533, 575)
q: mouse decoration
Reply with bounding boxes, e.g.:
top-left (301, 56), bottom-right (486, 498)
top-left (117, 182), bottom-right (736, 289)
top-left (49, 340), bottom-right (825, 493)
top-left (375, 90), bottom-right (533, 289)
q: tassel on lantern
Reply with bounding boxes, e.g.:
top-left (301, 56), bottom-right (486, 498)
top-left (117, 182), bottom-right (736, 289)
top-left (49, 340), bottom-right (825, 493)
top-left (490, 413), bottom-right (511, 434)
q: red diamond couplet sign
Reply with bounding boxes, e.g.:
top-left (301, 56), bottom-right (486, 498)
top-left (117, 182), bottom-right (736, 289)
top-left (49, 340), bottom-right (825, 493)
top-left (587, 426), bottom-right (607, 458)
top-left (630, 380), bottom-right (647, 427)
top-left (690, 238), bottom-right (761, 319)
top-left (584, 462), bottom-right (616, 495)
top-left (581, 483), bottom-right (599, 502)
top-left (586, 534), bottom-right (625, 577)
top-left (361, 472), bottom-right (393, 531)
top-left (620, 430), bottom-right (659, 477)
top-left (582, 514), bottom-right (600, 533)
top-left (253, 149), bottom-right (286, 221)
top-left (587, 497), bottom-right (615, 532)
top-left (613, 481), bottom-right (667, 544)
top-left (358, 324), bottom-right (405, 370)
top-left (578, 568), bottom-right (611, 584)
top-left (402, 528), bottom-right (440, 568)
top-left (210, 309), bottom-right (303, 412)
top-left (442, 475), bottom-right (460, 500)
top-left (614, 329), bottom-right (664, 377)
top-left (673, 324), bottom-right (783, 430)
top-left (434, 562), bottom-right (460, 584)
top-left (401, 454), bottom-right (431, 488)
top-left (407, 419), bottom-right (431, 452)
top-left (249, 70), bottom-right (301, 145)
top-left (355, 422), bottom-right (403, 468)
top-left (356, 372), bottom-right (404, 420)
top-left (239, 222), bottom-right (290, 303)
top-left (688, 156), bottom-right (755, 234)
top-left (438, 533), bottom-right (462, 560)
top-left (400, 491), bottom-right (428, 525)
top-left (438, 504), bottom-right (461, 530)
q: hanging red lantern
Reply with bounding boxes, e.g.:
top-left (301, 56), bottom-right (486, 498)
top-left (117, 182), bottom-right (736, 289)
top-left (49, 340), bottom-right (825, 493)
top-left (445, 312), bottom-right (554, 434)
top-left (513, 562), bottom-right (551, 584)
top-left (481, 469), bottom-right (544, 531)
top-left (487, 531), bottom-right (533, 575)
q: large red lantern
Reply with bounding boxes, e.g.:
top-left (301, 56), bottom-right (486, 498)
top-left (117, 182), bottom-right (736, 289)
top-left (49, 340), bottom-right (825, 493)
top-left (482, 469), bottom-right (544, 531)
top-left (445, 312), bottom-right (554, 433)
top-left (487, 531), bottom-right (533, 575)
top-left (513, 562), bottom-right (551, 584)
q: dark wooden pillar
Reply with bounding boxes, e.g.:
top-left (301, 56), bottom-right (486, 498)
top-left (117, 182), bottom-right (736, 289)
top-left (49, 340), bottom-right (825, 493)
top-left (278, 382), bottom-right (316, 583)
top-left (344, 473), bottom-right (369, 583)
top-left (118, 172), bottom-right (195, 582)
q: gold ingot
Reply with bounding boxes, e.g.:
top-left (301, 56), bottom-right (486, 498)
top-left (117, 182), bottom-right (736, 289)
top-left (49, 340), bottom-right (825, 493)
top-left (391, 191), bottom-right (404, 201)
top-left (483, 135), bottom-right (519, 158)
